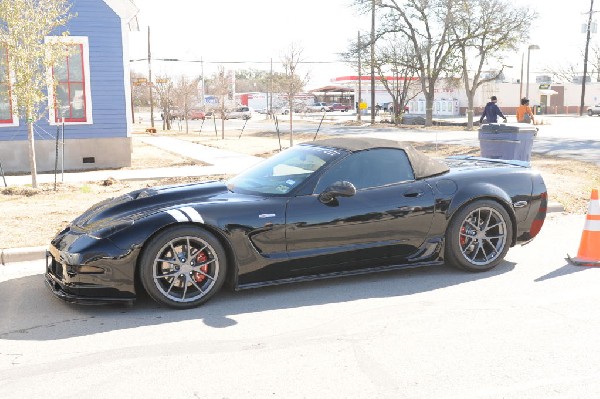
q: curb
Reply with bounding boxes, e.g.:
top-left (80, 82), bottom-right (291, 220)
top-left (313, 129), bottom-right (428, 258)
top-left (548, 201), bottom-right (564, 213)
top-left (1, 246), bottom-right (47, 266)
top-left (0, 201), bottom-right (566, 266)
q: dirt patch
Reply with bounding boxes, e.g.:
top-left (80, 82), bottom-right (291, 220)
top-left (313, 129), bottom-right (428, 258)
top-left (1, 129), bottom-right (597, 250)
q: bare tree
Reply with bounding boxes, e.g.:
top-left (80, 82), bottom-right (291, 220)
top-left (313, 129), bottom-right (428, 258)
top-left (173, 75), bottom-right (200, 134)
top-left (0, 0), bottom-right (74, 188)
top-left (542, 64), bottom-right (580, 84)
top-left (153, 75), bottom-right (174, 130)
top-left (131, 71), bottom-right (151, 108)
top-left (234, 69), bottom-right (273, 93)
top-left (371, 0), bottom-right (460, 127)
top-left (375, 36), bottom-right (421, 124)
top-left (343, 33), bottom-right (421, 124)
top-left (590, 43), bottom-right (600, 82)
top-left (452, 0), bottom-right (536, 130)
top-left (280, 43), bottom-right (309, 146)
top-left (213, 66), bottom-right (230, 139)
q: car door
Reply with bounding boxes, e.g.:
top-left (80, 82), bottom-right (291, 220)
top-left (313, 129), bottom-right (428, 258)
top-left (285, 148), bottom-right (436, 275)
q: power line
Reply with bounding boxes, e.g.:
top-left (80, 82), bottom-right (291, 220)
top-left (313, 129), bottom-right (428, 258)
top-left (129, 58), bottom-right (341, 64)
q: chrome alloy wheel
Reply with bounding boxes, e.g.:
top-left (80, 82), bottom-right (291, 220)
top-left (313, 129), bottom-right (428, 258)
top-left (458, 206), bottom-right (508, 267)
top-left (152, 236), bottom-right (220, 303)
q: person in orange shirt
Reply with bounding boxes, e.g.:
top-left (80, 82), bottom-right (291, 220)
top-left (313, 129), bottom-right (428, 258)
top-left (516, 97), bottom-right (535, 124)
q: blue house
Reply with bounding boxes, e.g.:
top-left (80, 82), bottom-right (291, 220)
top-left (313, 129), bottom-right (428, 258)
top-left (0, 0), bottom-right (138, 173)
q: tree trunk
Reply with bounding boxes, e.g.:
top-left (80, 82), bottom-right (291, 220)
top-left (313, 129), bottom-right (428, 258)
top-left (289, 100), bottom-right (294, 147)
top-left (425, 91), bottom-right (435, 127)
top-left (466, 94), bottom-right (475, 131)
top-left (27, 120), bottom-right (38, 188)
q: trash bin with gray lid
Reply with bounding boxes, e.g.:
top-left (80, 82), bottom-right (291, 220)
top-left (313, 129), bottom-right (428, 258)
top-left (478, 123), bottom-right (536, 162)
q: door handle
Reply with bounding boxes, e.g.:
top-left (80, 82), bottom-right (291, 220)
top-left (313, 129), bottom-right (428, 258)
top-left (403, 190), bottom-right (423, 198)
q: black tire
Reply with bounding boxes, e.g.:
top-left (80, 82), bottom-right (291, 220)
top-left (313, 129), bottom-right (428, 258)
top-left (445, 200), bottom-right (512, 272)
top-left (139, 226), bottom-right (227, 309)
top-left (589, 109), bottom-right (594, 116)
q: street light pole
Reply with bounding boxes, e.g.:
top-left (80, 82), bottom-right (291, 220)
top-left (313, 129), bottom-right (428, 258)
top-left (526, 44), bottom-right (540, 100)
top-left (519, 53), bottom-right (524, 100)
top-left (357, 31), bottom-right (362, 122)
top-left (370, 0), bottom-right (376, 125)
top-left (147, 26), bottom-right (154, 128)
top-left (580, 0), bottom-right (596, 116)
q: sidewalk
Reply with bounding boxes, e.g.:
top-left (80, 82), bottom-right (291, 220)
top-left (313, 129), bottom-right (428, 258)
top-left (3, 136), bottom-right (262, 187)
top-left (1, 134), bottom-right (564, 265)
top-left (1, 137), bottom-right (263, 265)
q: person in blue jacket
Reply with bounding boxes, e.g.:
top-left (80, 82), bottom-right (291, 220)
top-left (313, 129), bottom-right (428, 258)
top-left (479, 96), bottom-right (507, 124)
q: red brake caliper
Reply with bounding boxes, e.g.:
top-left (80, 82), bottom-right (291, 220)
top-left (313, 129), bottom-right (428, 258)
top-left (193, 251), bottom-right (209, 283)
top-left (460, 226), bottom-right (466, 247)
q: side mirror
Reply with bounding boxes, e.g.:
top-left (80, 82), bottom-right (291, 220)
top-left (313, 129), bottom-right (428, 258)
top-left (318, 181), bottom-right (356, 204)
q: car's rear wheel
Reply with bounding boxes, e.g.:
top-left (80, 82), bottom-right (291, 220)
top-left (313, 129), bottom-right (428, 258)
top-left (589, 109), bottom-right (594, 116)
top-left (445, 200), bottom-right (512, 272)
top-left (140, 226), bottom-right (226, 309)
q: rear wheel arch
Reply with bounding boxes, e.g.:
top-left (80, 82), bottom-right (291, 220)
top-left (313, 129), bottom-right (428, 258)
top-left (448, 195), bottom-right (517, 246)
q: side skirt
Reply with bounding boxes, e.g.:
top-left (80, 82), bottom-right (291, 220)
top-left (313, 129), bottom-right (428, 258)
top-left (235, 260), bottom-right (445, 291)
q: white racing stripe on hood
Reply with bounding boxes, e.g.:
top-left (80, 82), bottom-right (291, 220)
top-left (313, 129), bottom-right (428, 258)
top-left (166, 209), bottom-right (188, 222)
top-left (180, 206), bottom-right (205, 223)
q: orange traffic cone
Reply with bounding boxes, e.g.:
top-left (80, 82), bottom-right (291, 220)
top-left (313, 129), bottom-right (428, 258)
top-left (567, 189), bottom-right (600, 266)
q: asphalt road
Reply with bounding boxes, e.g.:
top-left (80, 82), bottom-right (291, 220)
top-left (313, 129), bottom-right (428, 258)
top-left (2, 213), bottom-right (600, 398)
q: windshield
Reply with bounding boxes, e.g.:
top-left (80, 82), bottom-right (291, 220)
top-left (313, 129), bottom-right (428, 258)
top-left (227, 145), bottom-right (344, 195)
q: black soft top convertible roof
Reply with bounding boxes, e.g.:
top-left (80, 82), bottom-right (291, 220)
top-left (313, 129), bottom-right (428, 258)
top-left (306, 137), bottom-right (450, 180)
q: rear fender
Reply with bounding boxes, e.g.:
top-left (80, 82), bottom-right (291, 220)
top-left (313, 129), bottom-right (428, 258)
top-left (446, 183), bottom-right (518, 245)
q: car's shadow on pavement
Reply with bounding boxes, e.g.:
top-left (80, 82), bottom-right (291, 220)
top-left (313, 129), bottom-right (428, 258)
top-left (0, 261), bottom-right (515, 341)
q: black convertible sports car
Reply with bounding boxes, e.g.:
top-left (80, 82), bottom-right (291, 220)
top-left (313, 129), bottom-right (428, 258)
top-left (46, 137), bottom-right (547, 309)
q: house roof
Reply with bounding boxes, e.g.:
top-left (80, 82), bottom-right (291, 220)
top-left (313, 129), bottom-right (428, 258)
top-left (103, 0), bottom-right (139, 22)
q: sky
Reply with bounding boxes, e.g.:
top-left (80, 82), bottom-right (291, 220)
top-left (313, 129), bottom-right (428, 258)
top-left (128, 0), bottom-right (599, 89)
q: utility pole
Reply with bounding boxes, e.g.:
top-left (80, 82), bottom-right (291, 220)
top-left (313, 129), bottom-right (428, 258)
top-left (270, 58), bottom-right (273, 117)
top-left (580, 0), bottom-right (597, 116)
top-left (147, 26), bottom-right (154, 128)
top-left (357, 31), bottom-right (362, 122)
top-left (370, 0), bottom-right (376, 125)
top-left (200, 57), bottom-right (205, 107)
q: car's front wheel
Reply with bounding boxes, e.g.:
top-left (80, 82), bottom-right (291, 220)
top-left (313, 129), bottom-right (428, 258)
top-left (140, 226), bottom-right (227, 309)
top-left (589, 109), bottom-right (594, 116)
top-left (445, 200), bottom-right (512, 272)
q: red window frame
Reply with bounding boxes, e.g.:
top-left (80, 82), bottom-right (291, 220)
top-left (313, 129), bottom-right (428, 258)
top-left (53, 43), bottom-right (87, 123)
top-left (0, 45), bottom-right (13, 124)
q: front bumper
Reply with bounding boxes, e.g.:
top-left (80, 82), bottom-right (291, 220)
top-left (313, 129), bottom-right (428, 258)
top-left (45, 266), bottom-right (132, 305)
top-left (45, 242), bottom-right (138, 305)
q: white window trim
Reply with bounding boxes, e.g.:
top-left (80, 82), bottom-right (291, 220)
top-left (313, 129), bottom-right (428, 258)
top-left (0, 50), bottom-right (19, 127)
top-left (46, 36), bottom-right (93, 125)
top-left (0, 94), bottom-right (20, 127)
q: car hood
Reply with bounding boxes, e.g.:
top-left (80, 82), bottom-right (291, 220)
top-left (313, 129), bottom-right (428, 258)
top-left (72, 180), bottom-right (232, 230)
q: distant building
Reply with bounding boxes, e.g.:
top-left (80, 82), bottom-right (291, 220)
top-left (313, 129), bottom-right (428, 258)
top-left (0, 0), bottom-right (138, 173)
top-left (327, 75), bottom-right (600, 117)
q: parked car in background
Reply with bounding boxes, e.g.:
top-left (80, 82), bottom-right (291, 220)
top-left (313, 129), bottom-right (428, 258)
top-left (161, 107), bottom-right (183, 120)
top-left (306, 102), bottom-right (332, 112)
top-left (278, 104), bottom-right (306, 115)
top-left (383, 102), bottom-right (409, 113)
top-left (588, 104), bottom-right (600, 116)
top-left (330, 103), bottom-right (351, 112)
top-left (226, 106), bottom-right (252, 120)
top-left (188, 109), bottom-right (206, 120)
